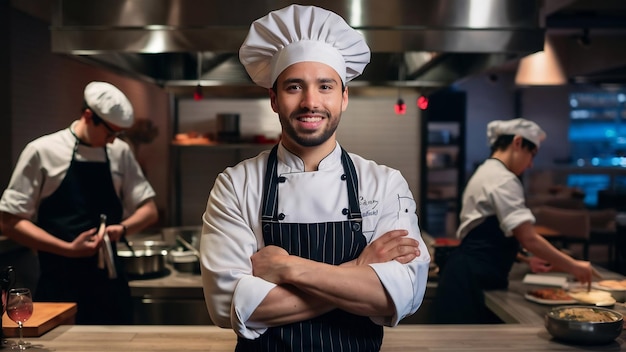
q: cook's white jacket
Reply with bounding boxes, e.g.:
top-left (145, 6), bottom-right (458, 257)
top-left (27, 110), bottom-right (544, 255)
top-left (0, 122), bottom-right (155, 221)
top-left (200, 142), bottom-right (430, 339)
top-left (456, 158), bottom-right (535, 239)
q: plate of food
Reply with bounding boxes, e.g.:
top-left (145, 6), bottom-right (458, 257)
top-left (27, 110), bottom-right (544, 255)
top-left (525, 288), bottom-right (577, 305)
top-left (568, 289), bottom-right (617, 307)
top-left (592, 280), bottom-right (626, 302)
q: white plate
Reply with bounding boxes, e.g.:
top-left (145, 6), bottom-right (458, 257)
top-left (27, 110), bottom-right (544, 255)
top-left (524, 293), bottom-right (577, 305)
top-left (522, 274), bottom-right (568, 288)
top-left (568, 290), bottom-right (617, 307)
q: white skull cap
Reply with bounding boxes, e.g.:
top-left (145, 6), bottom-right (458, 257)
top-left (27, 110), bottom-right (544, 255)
top-left (487, 118), bottom-right (547, 148)
top-left (84, 81), bottom-right (134, 128)
top-left (239, 4), bottom-right (371, 88)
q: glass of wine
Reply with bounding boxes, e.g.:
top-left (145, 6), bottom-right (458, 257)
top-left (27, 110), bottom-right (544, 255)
top-left (6, 288), bottom-right (34, 350)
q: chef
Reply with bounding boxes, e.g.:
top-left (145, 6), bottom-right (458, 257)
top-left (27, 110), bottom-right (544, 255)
top-left (200, 4), bottom-right (430, 351)
top-left (0, 81), bottom-right (158, 324)
top-left (432, 118), bottom-right (594, 324)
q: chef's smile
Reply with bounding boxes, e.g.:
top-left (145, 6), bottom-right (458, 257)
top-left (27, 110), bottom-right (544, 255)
top-left (295, 113), bottom-right (325, 130)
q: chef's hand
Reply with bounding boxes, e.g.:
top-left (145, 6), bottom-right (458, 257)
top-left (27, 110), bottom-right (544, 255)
top-left (527, 256), bottom-right (552, 273)
top-left (565, 260), bottom-right (594, 284)
top-left (67, 228), bottom-right (101, 257)
top-left (105, 224), bottom-right (126, 242)
top-left (251, 245), bottom-right (291, 284)
top-left (353, 229), bottom-right (420, 266)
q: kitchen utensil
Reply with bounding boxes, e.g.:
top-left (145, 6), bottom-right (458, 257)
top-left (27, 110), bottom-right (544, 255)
top-left (168, 250), bottom-right (200, 274)
top-left (545, 306), bottom-right (623, 344)
top-left (96, 214), bottom-right (107, 269)
top-left (120, 236), bottom-right (136, 257)
top-left (169, 235), bottom-right (201, 274)
top-left (216, 113), bottom-right (240, 142)
top-left (96, 214), bottom-right (117, 279)
top-left (117, 240), bottom-right (170, 277)
top-left (175, 235), bottom-right (200, 258)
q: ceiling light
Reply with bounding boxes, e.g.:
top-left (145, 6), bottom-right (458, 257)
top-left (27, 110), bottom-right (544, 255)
top-left (193, 84), bottom-right (203, 101)
top-left (395, 98), bottom-right (407, 115)
top-left (515, 37), bottom-right (566, 86)
top-left (194, 52), bottom-right (203, 101)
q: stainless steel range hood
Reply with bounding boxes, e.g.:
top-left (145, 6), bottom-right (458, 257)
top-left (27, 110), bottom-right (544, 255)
top-left (47, 0), bottom-right (544, 89)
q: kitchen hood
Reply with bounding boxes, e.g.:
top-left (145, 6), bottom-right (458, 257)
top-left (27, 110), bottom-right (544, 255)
top-left (45, 0), bottom-right (544, 89)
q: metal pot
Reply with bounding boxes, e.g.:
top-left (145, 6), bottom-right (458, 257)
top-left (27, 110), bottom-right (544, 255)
top-left (117, 240), bottom-right (170, 277)
top-left (168, 250), bottom-right (200, 274)
top-left (545, 306), bottom-right (624, 345)
top-left (216, 113), bottom-right (240, 142)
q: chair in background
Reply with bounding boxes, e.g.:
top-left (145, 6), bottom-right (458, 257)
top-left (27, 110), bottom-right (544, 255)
top-left (533, 205), bottom-right (591, 260)
top-left (589, 208), bottom-right (618, 269)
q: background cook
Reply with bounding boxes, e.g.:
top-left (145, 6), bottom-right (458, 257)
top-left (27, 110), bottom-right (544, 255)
top-left (432, 118), bottom-right (594, 324)
top-left (0, 81), bottom-right (158, 324)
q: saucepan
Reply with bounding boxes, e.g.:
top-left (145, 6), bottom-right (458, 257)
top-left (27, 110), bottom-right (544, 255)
top-left (117, 240), bottom-right (171, 277)
top-left (168, 235), bottom-right (201, 274)
top-left (545, 306), bottom-right (624, 345)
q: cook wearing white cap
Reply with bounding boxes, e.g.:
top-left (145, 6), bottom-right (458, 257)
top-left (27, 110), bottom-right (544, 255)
top-left (0, 81), bottom-right (158, 325)
top-left (433, 118), bottom-right (595, 324)
top-left (84, 81), bottom-right (135, 129)
top-left (201, 5), bottom-right (429, 351)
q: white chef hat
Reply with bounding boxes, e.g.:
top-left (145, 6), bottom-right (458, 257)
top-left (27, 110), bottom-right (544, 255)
top-left (487, 118), bottom-right (547, 148)
top-left (239, 4), bottom-right (371, 88)
top-left (84, 81), bottom-right (134, 128)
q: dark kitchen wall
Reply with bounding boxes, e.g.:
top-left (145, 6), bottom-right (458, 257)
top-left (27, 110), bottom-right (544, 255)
top-left (457, 72), bottom-right (571, 180)
top-left (0, 1), bottom-right (12, 190)
top-left (2, 8), bottom-right (171, 226)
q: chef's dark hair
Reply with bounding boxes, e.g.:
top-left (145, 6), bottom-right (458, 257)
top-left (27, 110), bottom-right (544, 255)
top-left (490, 134), bottom-right (537, 155)
top-left (82, 101), bottom-right (105, 126)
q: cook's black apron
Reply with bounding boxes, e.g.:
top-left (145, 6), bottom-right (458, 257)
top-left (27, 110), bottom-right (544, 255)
top-left (236, 145), bottom-right (383, 352)
top-left (432, 216), bottom-right (519, 324)
top-left (35, 136), bottom-right (132, 325)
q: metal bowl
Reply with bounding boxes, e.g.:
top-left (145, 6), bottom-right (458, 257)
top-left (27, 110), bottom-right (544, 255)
top-left (168, 249), bottom-right (200, 274)
top-left (545, 306), bottom-right (624, 345)
top-left (117, 240), bottom-right (171, 277)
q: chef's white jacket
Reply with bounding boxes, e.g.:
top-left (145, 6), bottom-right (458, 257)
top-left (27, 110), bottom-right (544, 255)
top-left (200, 142), bottom-right (430, 339)
top-left (457, 158), bottom-right (535, 239)
top-left (0, 122), bottom-right (156, 221)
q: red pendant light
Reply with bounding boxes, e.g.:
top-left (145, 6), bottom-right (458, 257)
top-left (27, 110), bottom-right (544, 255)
top-left (395, 98), bottom-right (406, 115)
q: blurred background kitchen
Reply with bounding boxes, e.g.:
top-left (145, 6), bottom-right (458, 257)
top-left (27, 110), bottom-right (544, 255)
top-left (1, 0), bottom-right (626, 324)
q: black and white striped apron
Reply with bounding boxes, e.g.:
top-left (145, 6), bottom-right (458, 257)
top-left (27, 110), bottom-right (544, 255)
top-left (235, 145), bottom-right (383, 351)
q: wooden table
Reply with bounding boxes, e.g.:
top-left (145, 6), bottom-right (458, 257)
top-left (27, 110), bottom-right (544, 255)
top-left (6, 324), bottom-right (624, 351)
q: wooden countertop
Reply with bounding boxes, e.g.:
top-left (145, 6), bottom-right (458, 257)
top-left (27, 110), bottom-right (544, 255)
top-left (8, 324), bottom-right (624, 351)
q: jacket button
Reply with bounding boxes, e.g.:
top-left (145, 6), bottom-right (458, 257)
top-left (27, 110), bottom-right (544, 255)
top-left (342, 208), bottom-right (349, 215)
top-left (278, 213), bottom-right (285, 220)
top-left (263, 224), bottom-right (271, 233)
top-left (341, 174), bottom-right (347, 180)
top-left (277, 176), bottom-right (286, 183)
top-left (352, 222), bottom-right (361, 231)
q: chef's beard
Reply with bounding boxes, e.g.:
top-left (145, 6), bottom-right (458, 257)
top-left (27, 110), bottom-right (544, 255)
top-left (281, 109), bottom-right (340, 147)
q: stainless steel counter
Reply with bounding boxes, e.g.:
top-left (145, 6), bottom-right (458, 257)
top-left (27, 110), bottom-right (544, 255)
top-left (128, 260), bottom-right (626, 326)
top-left (485, 264), bottom-right (626, 325)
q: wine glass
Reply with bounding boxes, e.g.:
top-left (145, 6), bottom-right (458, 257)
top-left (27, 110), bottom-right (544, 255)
top-left (6, 288), bottom-right (34, 350)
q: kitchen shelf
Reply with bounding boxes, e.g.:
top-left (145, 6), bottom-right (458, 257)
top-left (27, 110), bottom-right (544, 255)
top-left (419, 90), bottom-right (466, 238)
